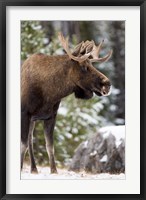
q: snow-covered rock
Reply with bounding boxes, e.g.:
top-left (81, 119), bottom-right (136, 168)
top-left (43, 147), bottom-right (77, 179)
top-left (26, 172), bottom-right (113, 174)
top-left (69, 126), bottom-right (125, 174)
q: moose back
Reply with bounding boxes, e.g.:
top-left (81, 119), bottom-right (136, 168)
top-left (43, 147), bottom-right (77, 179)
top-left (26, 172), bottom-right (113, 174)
top-left (21, 32), bottom-right (112, 173)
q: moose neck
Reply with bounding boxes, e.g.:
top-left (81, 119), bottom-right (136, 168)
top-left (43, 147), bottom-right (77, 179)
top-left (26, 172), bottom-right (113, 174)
top-left (42, 55), bottom-right (75, 103)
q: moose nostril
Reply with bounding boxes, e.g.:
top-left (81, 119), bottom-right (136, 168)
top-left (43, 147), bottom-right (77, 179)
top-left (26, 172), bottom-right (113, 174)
top-left (103, 91), bottom-right (106, 95)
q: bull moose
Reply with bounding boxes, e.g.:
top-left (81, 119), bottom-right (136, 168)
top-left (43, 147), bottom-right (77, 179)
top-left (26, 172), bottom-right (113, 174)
top-left (21, 32), bottom-right (112, 173)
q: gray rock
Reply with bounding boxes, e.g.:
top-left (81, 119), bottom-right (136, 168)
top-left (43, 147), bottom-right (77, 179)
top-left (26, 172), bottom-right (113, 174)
top-left (69, 126), bottom-right (125, 174)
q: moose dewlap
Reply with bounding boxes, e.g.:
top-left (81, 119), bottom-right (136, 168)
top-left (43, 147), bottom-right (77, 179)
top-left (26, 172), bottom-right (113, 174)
top-left (21, 32), bottom-right (112, 174)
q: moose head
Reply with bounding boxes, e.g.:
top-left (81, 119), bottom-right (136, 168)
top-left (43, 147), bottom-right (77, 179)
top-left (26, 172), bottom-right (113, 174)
top-left (58, 32), bottom-right (112, 100)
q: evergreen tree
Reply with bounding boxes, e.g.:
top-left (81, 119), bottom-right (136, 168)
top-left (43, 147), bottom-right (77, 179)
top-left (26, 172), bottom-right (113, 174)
top-left (21, 21), bottom-right (46, 60)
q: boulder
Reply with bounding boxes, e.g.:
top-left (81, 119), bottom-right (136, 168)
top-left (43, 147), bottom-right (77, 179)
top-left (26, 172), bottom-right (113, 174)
top-left (69, 126), bottom-right (125, 174)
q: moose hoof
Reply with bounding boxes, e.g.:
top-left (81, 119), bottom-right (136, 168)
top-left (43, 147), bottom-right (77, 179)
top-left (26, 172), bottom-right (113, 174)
top-left (51, 169), bottom-right (58, 174)
top-left (31, 168), bottom-right (38, 174)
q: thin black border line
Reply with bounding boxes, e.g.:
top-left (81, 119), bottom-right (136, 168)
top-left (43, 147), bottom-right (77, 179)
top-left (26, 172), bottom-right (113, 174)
top-left (0, 0), bottom-right (144, 6)
top-left (0, 1), bottom-right (6, 200)
top-left (144, 1), bottom-right (146, 200)
top-left (140, 1), bottom-right (145, 198)
top-left (0, 0), bottom-right (145, 200)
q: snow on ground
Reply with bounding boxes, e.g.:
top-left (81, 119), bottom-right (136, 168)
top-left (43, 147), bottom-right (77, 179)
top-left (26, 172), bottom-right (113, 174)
top-left (21, 165), bottom-right (125, 180)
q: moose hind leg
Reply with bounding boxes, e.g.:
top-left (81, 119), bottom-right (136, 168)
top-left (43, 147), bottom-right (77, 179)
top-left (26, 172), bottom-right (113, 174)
top-left (21, 142), bottom-right (28, 170)
top-left (21, 111), bottom-right (30, 170)
top-left (28, 120), bottom-right (38, 173)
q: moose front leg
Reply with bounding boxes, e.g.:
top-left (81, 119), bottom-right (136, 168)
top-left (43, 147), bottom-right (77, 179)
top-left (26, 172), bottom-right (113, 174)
top-left (44, 118), bottom-right (57, 173)
top-left (44, 102), bottom-right (60, 174)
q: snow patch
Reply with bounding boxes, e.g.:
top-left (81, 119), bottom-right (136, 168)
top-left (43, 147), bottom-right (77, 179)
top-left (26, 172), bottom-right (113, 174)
top-left (58, 107), bottom-right (68, 115)
top-left (100, 155), bottom-right (108, 162)
top-left (79, 113), bottom-right (97, 124)
top-left (65, 132), bottom-right (72, 139)
top-left (109, 104), bottom-right (117, 112)
top-left (83, 141), bottom-right (88, 149)
top-left (102, 130), bottom-right (111, 139)
top-left (55, 49), bottom-right (64, 55)
top-left (74, 137), bottom-right (80, 142)
top-left (92, 102), bottom-right (104, 112)
top-left (116, 139), bottom-right (123, 147)
top-left (43, 38), bottom-right (49, 44)
top-left (115, 118), bottom-right (125, 125)
top-left (99, 126), bottom-right (125, 148)
top-left (90, 150), bottom-right (97, 157)
top-left (72, 127), bottom-right (78, 134)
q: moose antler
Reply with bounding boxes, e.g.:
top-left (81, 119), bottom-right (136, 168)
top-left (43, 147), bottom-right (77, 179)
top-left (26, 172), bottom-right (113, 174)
top-left (90, 40), bottom-right (113, 63)
top-left (58, 32), bottom-right (112, 63)
top-left (58, 32), bottom-right (91, 63)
